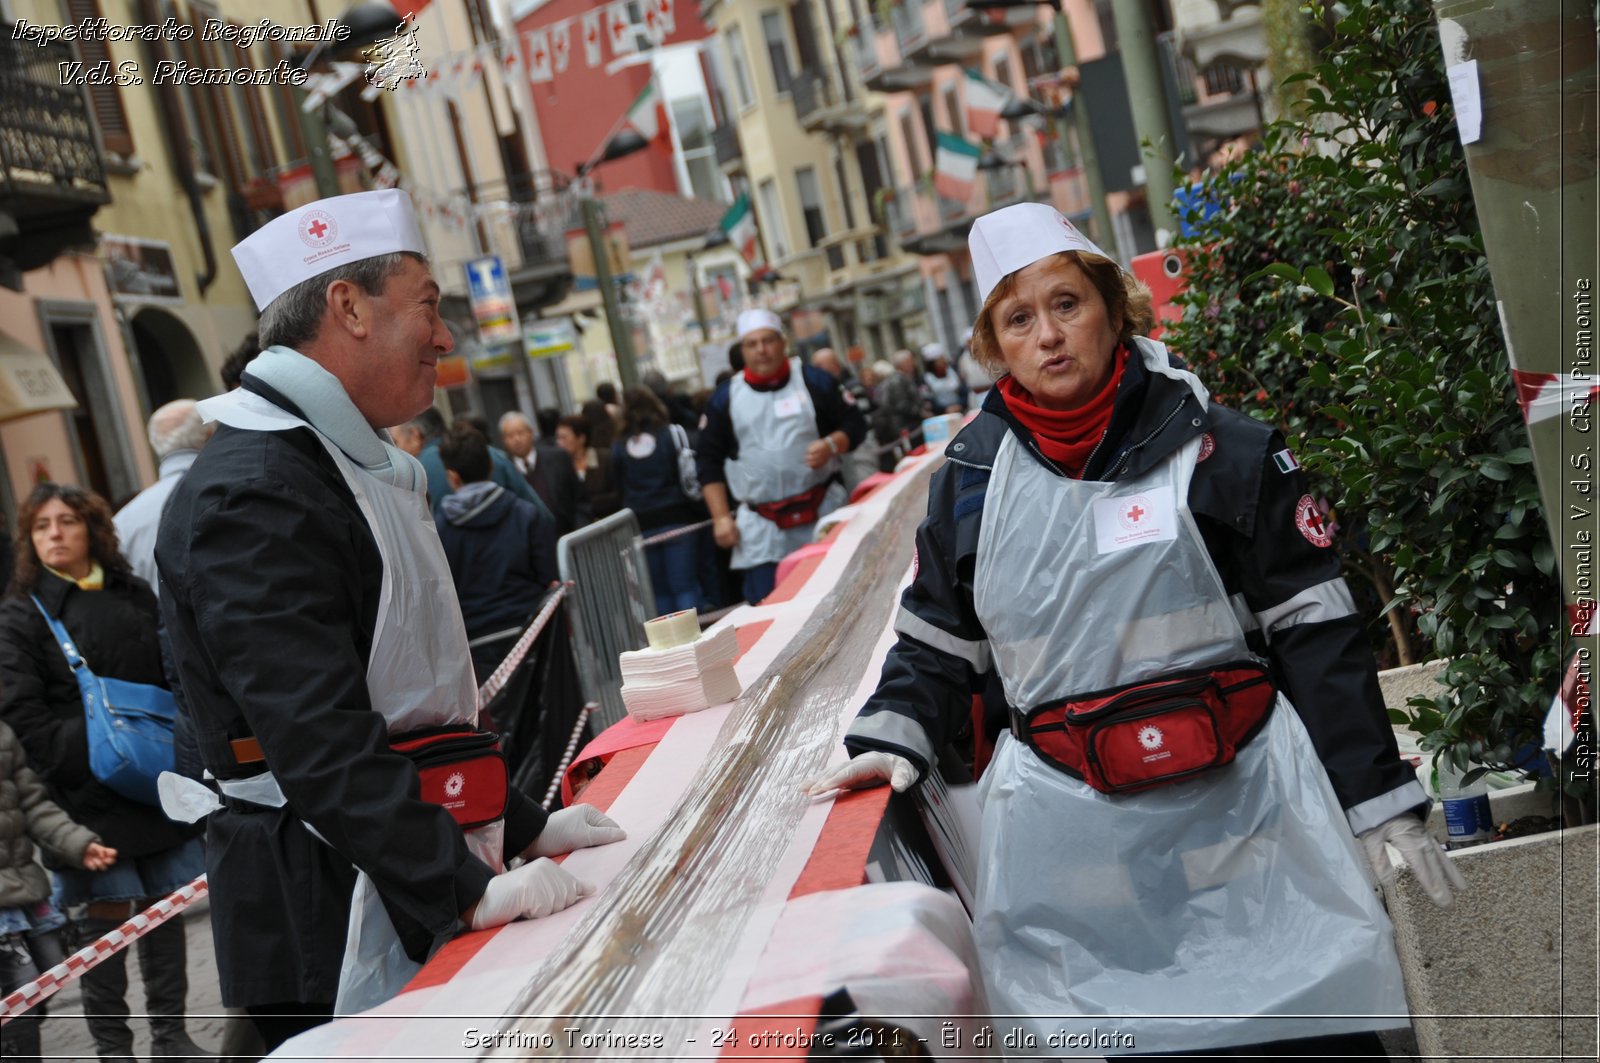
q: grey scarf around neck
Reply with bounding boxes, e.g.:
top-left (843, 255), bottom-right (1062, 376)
top-left (247, 346), bottom-right (426, 492)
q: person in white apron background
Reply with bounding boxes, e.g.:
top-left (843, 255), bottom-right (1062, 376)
top-left (698, 309), bottom-right (868, 604)
top-left (155, 190), bottom-right (625, 1052)
top-left (807, 202), bottom-right (1466, 1058)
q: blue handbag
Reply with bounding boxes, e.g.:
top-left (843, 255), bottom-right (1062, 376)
top-left (32, 596), bottom-right (176, 806)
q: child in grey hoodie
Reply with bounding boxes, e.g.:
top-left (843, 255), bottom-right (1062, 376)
top-left (0, 719), bottom-right (116, 1063)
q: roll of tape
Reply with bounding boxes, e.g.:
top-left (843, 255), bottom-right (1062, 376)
top-left (644, 608), bottom-right (700, 649)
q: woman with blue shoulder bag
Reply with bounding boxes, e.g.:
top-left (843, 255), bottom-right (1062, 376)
top-left (0, 483), bottom-right (210, 1063)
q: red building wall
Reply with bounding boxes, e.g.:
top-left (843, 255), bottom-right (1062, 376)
top-left (514, 0), bottom-right (713, 192)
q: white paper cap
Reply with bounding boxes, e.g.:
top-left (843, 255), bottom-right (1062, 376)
top-left (231, 189), bottom-right (427, 312)
top-left (969, 202), bottom-right (1113, 307)
top-left (736, 307), bottom-right (784, 340)
top-left (921, 342), bottom-right (946, 360)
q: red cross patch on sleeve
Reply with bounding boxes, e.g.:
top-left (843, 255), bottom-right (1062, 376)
top-left (1295, 494), bottom-right (1334, 547)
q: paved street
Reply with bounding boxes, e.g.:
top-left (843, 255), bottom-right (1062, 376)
top-left (31, 895), bottom-right (252, 1062)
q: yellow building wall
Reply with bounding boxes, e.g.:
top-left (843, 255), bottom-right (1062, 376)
top-left (0, 252), bottom-right (157, 501)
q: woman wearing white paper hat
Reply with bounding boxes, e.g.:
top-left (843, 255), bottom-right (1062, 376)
top-left (696, 308), bottom-right (868, 604)
top-left (808, 201), bottom-right (1460, 1056)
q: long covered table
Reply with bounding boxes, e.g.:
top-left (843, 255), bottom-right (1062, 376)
top-left (271, 449), bottom-right (992, 1061)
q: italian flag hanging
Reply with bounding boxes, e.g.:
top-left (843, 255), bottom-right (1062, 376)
top-left (964, 68), bottom-right (1009, 140)
top-left (623, 79), bottom-right (672, 153)
top-left (934, 132), bottom-right (982, 201)
top-left (720, 193), bottom-right (762, 270)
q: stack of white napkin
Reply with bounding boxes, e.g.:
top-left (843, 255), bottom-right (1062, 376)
top-left (619, 625), bottom-right (741, 721)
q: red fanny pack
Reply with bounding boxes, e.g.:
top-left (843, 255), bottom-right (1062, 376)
top-left (752, 482), bottom-right (831, 530)
top-left (389, 725), bottom-right (508, 830)
top-left (1011, 662), bottom-right (1276, 794)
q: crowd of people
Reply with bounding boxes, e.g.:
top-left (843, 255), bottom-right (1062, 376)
top-left (0, 186), bottom-right (1463, 1063)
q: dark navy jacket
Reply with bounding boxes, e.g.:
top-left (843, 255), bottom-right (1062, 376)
top-left (845, 341), bottom-right (1425, 832)
top-left (612, 426), bottom-right (703, 531)
top-left (695, 363), bottom-right (869, 489)
top-left (435, 484), bottom-right (559, 640)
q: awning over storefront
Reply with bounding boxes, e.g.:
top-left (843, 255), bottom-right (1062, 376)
top-left (0, 330), bottom-right (77, 423)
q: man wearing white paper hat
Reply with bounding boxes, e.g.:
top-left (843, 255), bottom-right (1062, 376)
top-left (807, 201), bottom-right (1450, 1057)
top-left (696, 307), bottom-right (867, 603)
top-left (155, 190), bottom-right (623, 1046)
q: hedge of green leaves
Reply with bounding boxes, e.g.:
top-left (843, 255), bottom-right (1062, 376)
top-left (1165, 0), bottom-right (1574, 797)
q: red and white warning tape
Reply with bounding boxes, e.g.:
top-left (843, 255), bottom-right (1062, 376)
top-left (477, 583), bottom-right (569, 709)
top-left (0, 876), bottom-right (208, 1024)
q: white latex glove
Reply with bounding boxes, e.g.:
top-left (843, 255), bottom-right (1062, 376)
top-left (1359, 813), bottom-right (1468, 908)
top-left (468, 857), bottom-right (592, 930)
top-left (526, 804), bottom-right (626, 859)
top-left (802, 751), bottom-right (919, 795)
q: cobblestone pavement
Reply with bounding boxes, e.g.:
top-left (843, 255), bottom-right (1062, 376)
top-left (31, 895), bottom-right (257, 1062)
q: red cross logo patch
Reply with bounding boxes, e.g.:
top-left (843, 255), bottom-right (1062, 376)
top-left (298, 209), bottom-right (337, 248)
top-left (1197, 432), bottom-right (1215, 462)
top-left (1116, 495), bottom-right (1152, 532)
top-left (1295, 494), bottom-right (1333, 547)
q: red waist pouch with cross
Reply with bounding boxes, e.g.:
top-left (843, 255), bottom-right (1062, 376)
top-left (752, 482), bottom-right (831, 530)
top-left (1011, 662), bottom-right (1276, 794)
top-left (389, 725), bottom-right (508, 830)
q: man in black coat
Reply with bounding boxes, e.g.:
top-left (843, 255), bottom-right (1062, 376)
top-left (498, 409), bottom-right (580, 537)
top-left (155, 189), bottom-right (622, 1050)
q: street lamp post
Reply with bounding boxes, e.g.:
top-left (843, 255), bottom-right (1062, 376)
top-left (579, 194), bottom-right (639, 391)
top-left (573, 128), bottom-right (653, 392)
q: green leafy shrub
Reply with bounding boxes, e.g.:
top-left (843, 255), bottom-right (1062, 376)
top-left (1165, 0), bottom-right (1576, 800)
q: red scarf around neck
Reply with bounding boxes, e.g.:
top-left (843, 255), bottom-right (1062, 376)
top-left (743, 358), bottom-right (792, 388)
top-left (998, 345), bottom-right (1129, 476)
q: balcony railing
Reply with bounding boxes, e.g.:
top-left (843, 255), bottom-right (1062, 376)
top-left (713, 123), bottom-right (742, 169)
top-left (791, 68), bottom-right (831, 127)
top-left (882, 187), bottom-right (916, 242)
top-left (0, 29), bottom-right (109, 208)
top-left (469, 174), bottom-right (582, 273)
top-left (892, 2), bottom-right (927, 55)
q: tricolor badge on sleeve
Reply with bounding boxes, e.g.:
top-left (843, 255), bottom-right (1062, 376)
top-left (1272, 449), bottom-right (1300, 473)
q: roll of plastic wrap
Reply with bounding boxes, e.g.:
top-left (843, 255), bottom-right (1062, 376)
top-left (644, 608), bottom-right (700, 649)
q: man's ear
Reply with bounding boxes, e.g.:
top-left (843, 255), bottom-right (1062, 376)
top-left (326, 279), bottom-right (371, 339)
top-left (446, 469), bottom-right (463, 491)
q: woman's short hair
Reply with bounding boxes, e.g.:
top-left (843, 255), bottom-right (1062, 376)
top-left (621, 386), bottom-right (669, 438)
top-left (7, 482), bottom-right (130, 596)
top-left (556, 414), bottom-right (590, 444)
top-left (969, 251), bottom-right (1154, 375)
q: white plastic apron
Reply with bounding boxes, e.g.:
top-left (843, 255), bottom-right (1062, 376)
top-left (197, 390), bottom-right (502, 1017)
top-left (970, 431), bottom-right (1406, 1054)
top-left (724, 358), bottom-right (845, 568)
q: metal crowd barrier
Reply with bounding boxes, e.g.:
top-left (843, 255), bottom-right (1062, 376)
top-left (557, 508), bottom-right (655, 731)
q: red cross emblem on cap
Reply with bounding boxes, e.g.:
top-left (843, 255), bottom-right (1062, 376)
top-left (297, 209), bottom-right (337, 248)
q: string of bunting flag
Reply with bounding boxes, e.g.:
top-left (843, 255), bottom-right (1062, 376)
top-left (391, 0), bottom-right (678, 100)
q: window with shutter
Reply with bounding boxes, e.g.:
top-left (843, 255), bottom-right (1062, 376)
top-left (64, 0), bottom-right (133, 156)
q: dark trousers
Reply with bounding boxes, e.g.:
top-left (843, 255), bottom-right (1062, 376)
top-left (0, 928), bottom-right (65, 1063)
top-left (741, 562), bottom-right (779, 605)
top-left (644, 524), bottom-right (703, 616)
top-left (243, 1001), bottom-right (334, 1054)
